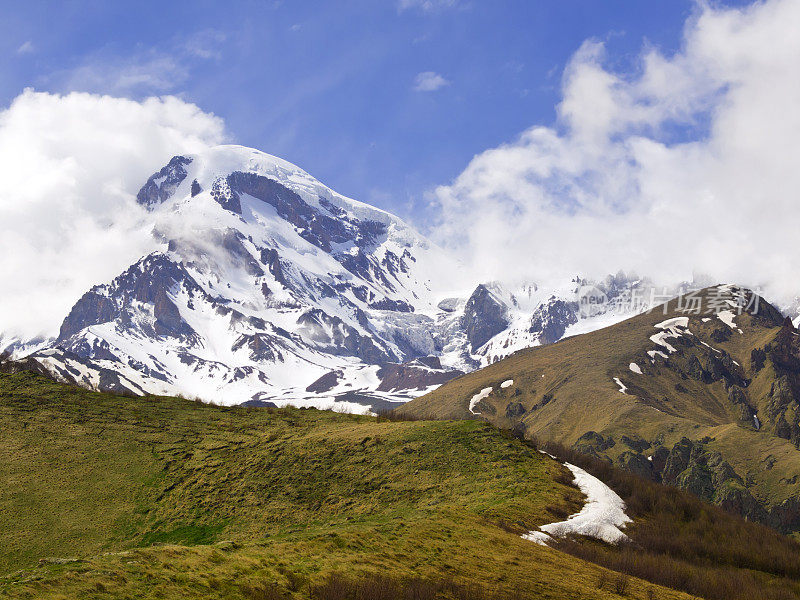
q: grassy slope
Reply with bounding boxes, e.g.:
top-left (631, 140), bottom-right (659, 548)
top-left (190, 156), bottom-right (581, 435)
top-left (400, 292), bottom-right (800, 513)
top-left (0, 371), bottom-right (689, 600)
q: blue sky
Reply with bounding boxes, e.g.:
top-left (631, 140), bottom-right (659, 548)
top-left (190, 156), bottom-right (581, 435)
top-left (0, 0), bottom-right (746, 221)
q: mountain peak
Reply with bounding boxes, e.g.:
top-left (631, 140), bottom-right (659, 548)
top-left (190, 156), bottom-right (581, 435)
top-left (137, 145), bottom-right (404, 230)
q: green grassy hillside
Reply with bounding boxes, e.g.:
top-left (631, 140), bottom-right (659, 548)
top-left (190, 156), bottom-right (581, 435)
top-left (0, 370), bottom-right (692, 600)
top-left (400, 287), bottom-right (800, 531)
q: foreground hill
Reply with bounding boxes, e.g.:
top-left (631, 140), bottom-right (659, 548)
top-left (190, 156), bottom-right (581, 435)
top-left (2, 370), bottom-right (800, 599)
top-left (401, 285), bottom-right (800, 532)
top-left (0, 370), bottom-right (670, 599)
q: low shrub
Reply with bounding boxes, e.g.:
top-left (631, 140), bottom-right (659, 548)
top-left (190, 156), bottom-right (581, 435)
top-left (529, 437), bottom-right (800, 600)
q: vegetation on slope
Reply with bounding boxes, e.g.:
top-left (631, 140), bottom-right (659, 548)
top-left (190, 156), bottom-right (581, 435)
top-left (0, 371), bottom-right (689, 600)
top-left (529, 435), bottom-right (800, 600)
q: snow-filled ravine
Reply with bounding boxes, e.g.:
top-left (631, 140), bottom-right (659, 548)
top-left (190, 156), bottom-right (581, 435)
top-left (523, 461), bottom-right (631, 546)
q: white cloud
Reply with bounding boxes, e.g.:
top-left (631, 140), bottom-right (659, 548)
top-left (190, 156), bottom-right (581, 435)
top-left (430, 0), bottom-right (800, 305)
top-left (0, 90), bottom-right (227, 340)
top-left (48, 30), bottom-right (226, 96)
top-left (398, 0), bottom-right (460, 12)
top-left (414, 71), bottom-right (450, 92)
top-left (65, 54), bottom-right (190, 95)
top-left (182, 29), bottom-right (227, 60)
top-left (16, 41), bottom-right (34, 55)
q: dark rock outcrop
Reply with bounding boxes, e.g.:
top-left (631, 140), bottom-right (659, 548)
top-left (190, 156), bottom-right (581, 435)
top-left (136, 155), bottom-right (192, 207)
top-left (529, 298), bottom-right (579, 345)
top-left (763, 320), bottom-right (800, 445)
top-left (618, 450), bottom-right (654, 480)
top-left (573, 431), bottom-right (615, 454)
top-left (658, 437), bottom-right (765, 521)
top-left (505, 401), bottom-right (526, 418)
top-left (306, 370), bottom-right (343, 393)
top-left (461, 285), bottom-right (509, 351)
top-left (621, 434), bottom-right (651, 453)
top-left (376, 358), bottom-right (463, 392)
top-left (58, 253), bottom-right (203, 342)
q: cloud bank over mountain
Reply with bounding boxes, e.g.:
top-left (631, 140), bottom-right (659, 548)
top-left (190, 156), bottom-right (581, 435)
top-left (430, 0), bottom-right (800, 303)
top-left (0, 90), bottom-right (227, 338)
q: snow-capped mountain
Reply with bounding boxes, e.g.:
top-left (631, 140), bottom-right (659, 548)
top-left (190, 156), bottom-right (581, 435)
top-left (4, 145), bottom-right (660, 412)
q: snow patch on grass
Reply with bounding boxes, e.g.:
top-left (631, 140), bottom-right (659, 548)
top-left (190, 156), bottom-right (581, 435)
top-left (655, 316), bottom-right (689, 329)
top-left (613, 377), bottom-right (628, 394)
top-left (523, 462), bottom-right (631, 546)
top-left (717, 310), bottom-right (743, 333)
top-left (629, 362), bottom-right (642, 375)
top-left (468, 386), bottom-right (493, 414)
top-left (649, 316), bottom-right (691, 354)
top-left (500, 379), bottom-right (514, 389)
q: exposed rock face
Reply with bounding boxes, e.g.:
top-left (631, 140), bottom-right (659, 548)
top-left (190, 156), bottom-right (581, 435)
top-left (58, 291), bottom-right (117, 341)
top-left (376, 357), bottom-right (463, 392)
top-left (591, 436), bottom-right (778, 526)
top-left (618, 451), bottom-right (654, 480)
top-left (573, 431), bottom-right (616, 455)
top-left (436, 298), bottom-right (461, 313)
top-left (620, 434), bottom-right (651, 453)
top-left (529, 298), bottom-right (579, 345)
top-left (751, 347), bottom-right (767, 372)
top-left (763, 320), bottom-right (800, 445)
top-left (505, 401), bottom-right (526, 418)
top-left (305, 370), bottom-right (343, 393)
top-left (461, 285), bottom-right (510, 351)
top-left (58, 253), bottom-right (203, 343)
top-left (659, 438), bottom-right (767, 521)
top-left (239, 399), bottom-right (278, 408)
top-left (136, 156), bottom-right (192, 207)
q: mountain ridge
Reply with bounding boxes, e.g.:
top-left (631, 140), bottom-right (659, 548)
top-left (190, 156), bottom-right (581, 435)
top-left (2, 145), bottom-right (672, 411)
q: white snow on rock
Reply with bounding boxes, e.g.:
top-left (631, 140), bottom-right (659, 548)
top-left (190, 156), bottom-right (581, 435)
top-left (654, 316), bottom-right (689, 329)
top-left (649, 316), bottom-right (691, 354)
top-left (500, 379), bottom-right (514, 389)
top-left (717, 310), bottom-right (743, 333)
top-left (649, 332), bottom-right (677, 353)
top-left (629, 362), bottom-right (642, 375)
top-left (613, 377), bottom-right (628, 394)
top-left (523, 462), bottom-right (631, 546)
top-left (468, 386), bottom-right (493, 414)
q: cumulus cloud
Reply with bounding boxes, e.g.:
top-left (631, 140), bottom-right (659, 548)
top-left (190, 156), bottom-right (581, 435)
top-left (414, 71), bottom-right (450, 92)
top-left (0, 90), bottom-right (227, 340)
top-left (430, 0), bottom-right (800, 305)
